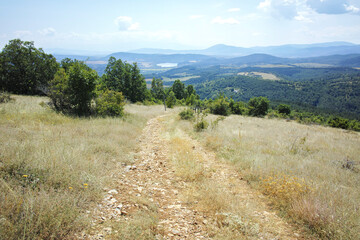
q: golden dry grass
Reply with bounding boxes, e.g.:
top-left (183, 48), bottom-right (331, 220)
top-left (0, 95), bottom-right (165, 239)
top-left (184, 114), bottom-right (360, 239)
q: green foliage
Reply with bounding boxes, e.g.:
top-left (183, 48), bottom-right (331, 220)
top-left (194, 112), bottom-right (209, 132)
top-left (172, 79), bottom-right (186, 99)
top-left (150, 77), bottom-right (164, 100)
top-left (166, 91), bottom-right (176, 108)
top-left (102, 57), bottom-right (147, 103)
top-left (0, 39), bottom-right (58, 95)
top-left (278, 104), bottom-right (291, 115)
top-left (248, 97), bottom-right (269, 117)
top-left (229, 99), bottom-right (246, 115)
top-left (179, 109), bottom-right (194, 120)
top-left (209, 95), bottom-right (231, 116)
top-left (0, 91), bottom-right (13, 103)
top-left (95, 90), bottom-right (125, 117)
top-left (48, 62), bottom-right (97, 116)
top-left (327, 116), bottom-right (349, 129)
top-left (185, 93), bottom-right (197, 106)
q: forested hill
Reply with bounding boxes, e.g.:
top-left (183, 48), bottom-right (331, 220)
top-left (194, 72), bottom-right (360, 119)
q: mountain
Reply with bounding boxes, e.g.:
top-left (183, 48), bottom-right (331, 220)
top-left (128, 42), bottom-right (360, 58)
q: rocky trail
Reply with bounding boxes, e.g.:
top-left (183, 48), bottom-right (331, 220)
top-left (84, 114), bottom-right (307, 239)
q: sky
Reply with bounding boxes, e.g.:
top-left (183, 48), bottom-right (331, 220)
top-left (0, 0), bottom-right (360, 53)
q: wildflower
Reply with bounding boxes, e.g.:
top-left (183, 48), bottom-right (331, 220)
top-left (23, 175), bottom-right (28, 178)
top-left (83, 183), bottom-right (88, 186)
top-left (69, 187), bottom-right (73, 190)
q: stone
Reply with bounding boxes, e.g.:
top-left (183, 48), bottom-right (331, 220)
top-left (108, 189), bottom-right (118, 194)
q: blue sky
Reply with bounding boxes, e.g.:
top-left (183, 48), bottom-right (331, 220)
top-left (0, 0), bottom-right (359, 53)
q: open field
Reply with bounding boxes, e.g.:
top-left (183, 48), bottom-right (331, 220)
top-left (177, 113), bottom-right (360, 239)
top-left (0, 95), bottom-right (166, 239)
top-left (238, 72), bottom-right (280, 81)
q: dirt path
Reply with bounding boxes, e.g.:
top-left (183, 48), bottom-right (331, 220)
top-left (85, 114), bottom-right (307, 239)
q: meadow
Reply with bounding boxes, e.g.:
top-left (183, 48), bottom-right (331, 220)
top-left (176, 113), bottom-right (360, 239)
top-left (0, 95), bottom-right (165, 239)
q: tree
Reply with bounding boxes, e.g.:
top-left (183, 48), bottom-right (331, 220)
top-left (186, 85), bottom-right (196, 98)
top-left (101, 57), bottom-right (147, 102)
top-left (0, 39), bottom-right (58, 94)
top-left (172, 79), bottom-right (185, 100)
top-left (48, 61), bottom-right (97, 116)
top-left (248, 97), bottom-right (269, 117)
top-left (151, 78), bottom-right (164, 100)
top-left (166, 91), bottom-right (176, 108)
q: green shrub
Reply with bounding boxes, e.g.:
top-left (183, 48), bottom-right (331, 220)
top-left (278, 104), bottom-right (291, 115)
top-left (194, 120), bottom-right (209, 132)
top-left (248, 97), bottom-right (269, 117)
top-left (0, 91), bottom-right (13, 103)
top-left (210, 95), bottom-right (230, 116)
top-left (95, 90), bottom-right (125, 117)
top-left (328, 116), bottom-right (349, 129)
top-left (166, 91), bottom-right (176, 108)
top-left (179, 109), bottom-right (194, 120)
top-left (194, 112), bottom-right (208, 131)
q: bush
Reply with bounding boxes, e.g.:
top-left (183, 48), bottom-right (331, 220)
top-left (0, 91), bottom-right (13, 103)
top-left (327, 116), bottom-right (349, 129)
top-left (166, 91), bottom-right (176, 108)
top-left (210, 95), bottom-right (230, 116)
top-left (95, 90), bottom-right (125, 117)
top-left (194, 112), bottom-right (208, 131)
top-left (248, 97), bottom-right (269, 117)
top-left (179, 109), bottom-right (194, 120)
top-left (194, 120), bottom-right (209, 132)
top-left (278, 104), bottom-right (291, 115)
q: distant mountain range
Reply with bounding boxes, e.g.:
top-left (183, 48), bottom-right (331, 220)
top-left (51, 42), bottom-right (360, 74)
top-left (128, 42), bottom-right (360, 58)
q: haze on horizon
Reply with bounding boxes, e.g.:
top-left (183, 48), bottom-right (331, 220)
top-left (1, 0), bottom-right (360, 53)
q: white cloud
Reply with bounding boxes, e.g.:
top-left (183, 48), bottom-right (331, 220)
top-left (345, 4), bottom-right (360, 14)
top-left (294, 11), bottom-right (313, 22)
top-left (211, 16), bottom-right (240, 24)
top-left (39, 27), bottom-right (56, 36)
top-left (258, 0), bottom-right (300, 19)
top-left (114, 16), bottom-right (140, 31)
top-left (189, 15), bottom-right (204, 19)
top-left (228, 8), bottom-right (240, 12)
top-left (258, 0), bottom-right (272, 10)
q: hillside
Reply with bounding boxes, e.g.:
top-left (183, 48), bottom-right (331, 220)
top-left (1, 96), bottom-right (359, 239)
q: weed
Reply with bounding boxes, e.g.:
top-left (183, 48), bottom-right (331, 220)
top-left (179, 108), bottom-right (194, 120)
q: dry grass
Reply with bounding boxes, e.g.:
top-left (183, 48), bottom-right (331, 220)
top-left (185, 114), bottom-right (360, 239)
top-left (0, 95), bottom-right (165, 239)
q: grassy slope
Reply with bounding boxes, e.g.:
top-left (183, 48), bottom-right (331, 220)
top-left (177, 113), bottom-right (360, 239)
top-left (0, 95), bottom-right (165, 239)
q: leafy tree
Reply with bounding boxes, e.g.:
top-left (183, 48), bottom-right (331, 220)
top-left (166, 91), bottom-right (176, 108)
top-left (151, 77), bottom-right (164, 100)
top-left (186, 93), bottom-right (197, 106)
top-left (186, 85), bottom-right (196, 97)
top-left (172, 79), bottom-right (185, 99)
top-left (48, 61), bottom-right (97, 116)
top-left (278, 104), bottom-right (291, 115)
top-left (0, 39), bottom-right (58, 95)
top-left (102, 57), bottom-right (147, 102)
top-left (248, 96), bottom-right (269, 117)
